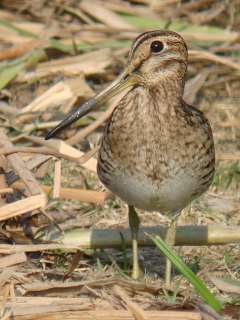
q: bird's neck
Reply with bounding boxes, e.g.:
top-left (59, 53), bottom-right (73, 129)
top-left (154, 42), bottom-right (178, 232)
top-left (157, 76), bottom-right (184, 96)
top-left (150, 75), bottom-right (185, 114)
top-left (145, 59), bottom-right (186, 96)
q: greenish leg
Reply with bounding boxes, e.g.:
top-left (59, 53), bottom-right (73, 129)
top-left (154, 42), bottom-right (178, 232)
top-left (165, 213), bottom-right (180, 288)
top-left (128, 205), bottom-right (140, 280)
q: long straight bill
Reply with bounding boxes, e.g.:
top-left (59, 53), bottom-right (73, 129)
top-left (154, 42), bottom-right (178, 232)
top-left (45, 70), bottom-right (139, 140)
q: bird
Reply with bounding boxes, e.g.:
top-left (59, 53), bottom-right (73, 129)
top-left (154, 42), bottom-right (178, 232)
top-left (46, 30), bottom-right (215, 285)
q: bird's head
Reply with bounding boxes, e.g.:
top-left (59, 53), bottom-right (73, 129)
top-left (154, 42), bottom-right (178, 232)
top-left (127, 30), bottom-right (188, 86)
top-left (45, 30), bottom-right (188, 140)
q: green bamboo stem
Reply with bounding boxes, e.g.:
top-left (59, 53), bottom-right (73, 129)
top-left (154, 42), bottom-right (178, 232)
top-left (62, 225), bottom-right (240, 248)
top-left (1, 225), bottom-right (239, 254)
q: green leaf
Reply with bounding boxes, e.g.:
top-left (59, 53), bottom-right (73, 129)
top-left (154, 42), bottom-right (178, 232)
top-left (122, 13), bottom-right (233, 35)
top-left (49, 39), bottom-right (131, 54)
top-left (0, 49), bottom-right (46, 90)
top-left (0, 63), bottom-right (24, 90)
top-left (121, 14), bottom-right (237, 46)
top-left (0, 18), bottom-right (37, 38)
top-left (150, 234), bottom-right (223, 313)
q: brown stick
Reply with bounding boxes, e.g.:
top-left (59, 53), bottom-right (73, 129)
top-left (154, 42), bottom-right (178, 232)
top-left (216, 153), bottom-right (240, 161)
top-left (13, 181), bottom-right (112, 205)
top-left (113, 285), bottom-right (149, 320)
top-left (53, 160), bottom-right (61, 199)
top-left (0, 188), bottom-right (14, 194)
top-left (0, 129), bottom-right (45, 197)
top-left (0, 252), bottom-right (27, 268)
top-left (0, 130), bottom-right (47, 222)
top-left (0, 40), bottom-right (47, 61)
top-left (189, 50), bottom-right (240, 71)
top-left (13, 135), bottom-right (97, 172)
top-left (0, 146), bottom-right (98, 166)
top-left (0, 194), bottom-right (47, 222)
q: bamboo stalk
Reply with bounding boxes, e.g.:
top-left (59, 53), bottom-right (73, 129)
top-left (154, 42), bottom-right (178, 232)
top-left (0, 225), bottom-right (239, 254)
top-left (62, 225), bottom-right (240, 247)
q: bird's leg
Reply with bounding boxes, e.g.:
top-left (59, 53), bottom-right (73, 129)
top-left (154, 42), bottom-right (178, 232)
top-left (165, 212), bottom-right (180, 288)
top-left (128, 205), bottom-right (140, 280)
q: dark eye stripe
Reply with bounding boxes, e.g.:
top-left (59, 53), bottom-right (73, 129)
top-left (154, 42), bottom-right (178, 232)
top-left (129, 33), bottom-right (159, 60)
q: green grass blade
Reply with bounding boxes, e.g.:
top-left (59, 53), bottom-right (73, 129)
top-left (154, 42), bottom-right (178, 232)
top-left (122, 13), bottom-right (234, 36)
top-left (0, 49), bottom-right (46, 90)
top-left (0, 63), bottom-right (24, 90)
top-left (150, 234), bottom-right (223, 313)
top-left (121, 14), bottom-right (237, 46)
top-left (49, 39), bottom-right (131, 54)
top-left (0, 18), bottom-right (38, 38)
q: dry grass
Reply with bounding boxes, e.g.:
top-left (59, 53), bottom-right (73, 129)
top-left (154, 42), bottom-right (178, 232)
top-left (0, 1), bottom-right (240, 319)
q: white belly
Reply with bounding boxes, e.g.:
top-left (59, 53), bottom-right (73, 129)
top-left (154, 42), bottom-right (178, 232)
top-left (107, 170), bottom-right (198, 215)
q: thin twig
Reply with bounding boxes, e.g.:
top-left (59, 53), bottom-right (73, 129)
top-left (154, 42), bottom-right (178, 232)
top-left (113, 285), bottom-right (148, 320)
top-left (0, 146), bottom-right (99, 165)
top-left (13, 180), bottom-right (112, 205)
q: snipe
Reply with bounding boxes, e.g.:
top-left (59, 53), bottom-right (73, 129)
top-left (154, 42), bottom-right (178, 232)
top-left (46, 30), bottom-right (215, 285)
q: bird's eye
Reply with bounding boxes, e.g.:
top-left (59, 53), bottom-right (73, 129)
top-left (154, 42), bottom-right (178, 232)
top-left (150, 41), bottom-right (164, 53)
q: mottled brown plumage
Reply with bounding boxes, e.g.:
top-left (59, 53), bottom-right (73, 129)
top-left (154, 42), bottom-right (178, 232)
top-left (98, 88), bottom-right (214, 214)
top-left (98, 31), bottom-right (214, 216)
top-left (46, 30), bottom-right (215, 283)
